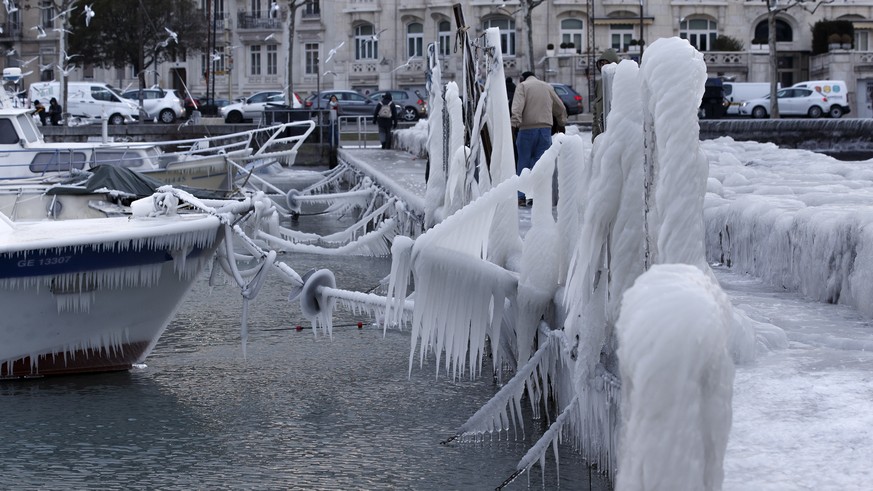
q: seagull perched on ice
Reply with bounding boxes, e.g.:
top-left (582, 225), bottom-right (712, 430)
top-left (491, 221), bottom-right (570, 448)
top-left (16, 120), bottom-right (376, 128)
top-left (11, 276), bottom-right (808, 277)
top-left (264, 33), bottom-right (276, 42)
top-left (269, 1), bottom-right (279, 18)
top-left (325, 41), bottom-right (344, 63)
top-left (31, 25), bottom-right (47, 38)
top-left (82, 4), bottom-right (95, 27)
top-left (371, 28), bottom-right (387, 42)
top-left (51, 4), bottom-right (76, 21)
top-left (391, 56), bottom-right (415, 73)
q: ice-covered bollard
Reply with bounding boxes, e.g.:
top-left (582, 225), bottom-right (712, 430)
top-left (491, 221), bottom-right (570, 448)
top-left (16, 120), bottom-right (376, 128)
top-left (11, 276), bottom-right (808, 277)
top-left (615, 264), bottom-right (735, 491)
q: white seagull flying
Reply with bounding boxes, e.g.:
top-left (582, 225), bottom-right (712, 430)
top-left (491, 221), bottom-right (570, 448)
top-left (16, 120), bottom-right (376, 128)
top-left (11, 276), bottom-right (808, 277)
top-left (391, 56), bottom-right (415, 73)
top-left (325, 41), bottom-right (345, 63)
top-left (82, 4), bottom-right (95, 27)
top-left (51, 4), bottom-right (76, 21)
top-left (30, 25), bottom-right (47, 39)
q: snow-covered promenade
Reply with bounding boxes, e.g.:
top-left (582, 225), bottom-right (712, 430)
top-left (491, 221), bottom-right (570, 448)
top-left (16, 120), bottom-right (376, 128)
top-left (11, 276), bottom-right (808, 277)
top-left (340, 135), bottom-right (873, 489)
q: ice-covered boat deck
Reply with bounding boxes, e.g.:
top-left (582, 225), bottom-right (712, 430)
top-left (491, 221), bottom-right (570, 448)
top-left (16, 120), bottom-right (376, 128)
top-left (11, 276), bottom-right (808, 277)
top-left (338, 145), bottom-right (873, 489)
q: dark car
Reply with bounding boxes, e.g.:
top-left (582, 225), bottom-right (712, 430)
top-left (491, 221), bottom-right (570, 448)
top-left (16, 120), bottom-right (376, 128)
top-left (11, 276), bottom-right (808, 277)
top-left (550, 83), bottom-right (583, 116)
top-left (185, 95), bottom-right (231, 117)
top-left (368, 89), bottom-right (427, 121)
top-left (305, 90), bottom-right (376, 116)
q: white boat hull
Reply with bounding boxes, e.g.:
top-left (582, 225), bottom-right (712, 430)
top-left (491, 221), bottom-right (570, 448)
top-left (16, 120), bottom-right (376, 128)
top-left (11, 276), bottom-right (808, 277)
top-left (0, 214), bottom-right (222, 377)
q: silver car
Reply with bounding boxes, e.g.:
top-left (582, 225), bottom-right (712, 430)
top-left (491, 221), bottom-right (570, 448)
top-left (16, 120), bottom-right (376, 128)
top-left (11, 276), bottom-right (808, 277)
top-left (739, 87), bottom-right (831, 118)
top-left (121, 88), bottom-right (185, 123)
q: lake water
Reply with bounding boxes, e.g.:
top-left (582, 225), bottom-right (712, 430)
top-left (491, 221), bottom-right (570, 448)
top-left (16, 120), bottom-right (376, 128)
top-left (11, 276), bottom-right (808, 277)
top-left (0, 210), bottom-right (610, 490)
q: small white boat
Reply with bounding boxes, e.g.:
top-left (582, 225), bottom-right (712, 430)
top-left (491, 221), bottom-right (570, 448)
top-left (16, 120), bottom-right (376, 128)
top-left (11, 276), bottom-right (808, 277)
top-left (0, 209), bottom-right (224, 378)
top-left (0, 107), bottom-right (315, 192)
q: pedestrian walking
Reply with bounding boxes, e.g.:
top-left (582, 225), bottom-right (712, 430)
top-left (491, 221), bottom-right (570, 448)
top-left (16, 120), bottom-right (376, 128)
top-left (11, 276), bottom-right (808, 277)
top-left (327, 95), bottom-right (341, 149)
top-left (373, 93), bottom-right (398, 149)
top-left (510, 71), bottom-right (567, 206)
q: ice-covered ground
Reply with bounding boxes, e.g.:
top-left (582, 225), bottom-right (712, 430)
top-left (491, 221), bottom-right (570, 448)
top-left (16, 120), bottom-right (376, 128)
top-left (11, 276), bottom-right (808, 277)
top-left (352, 127), bottom-right (873, 488)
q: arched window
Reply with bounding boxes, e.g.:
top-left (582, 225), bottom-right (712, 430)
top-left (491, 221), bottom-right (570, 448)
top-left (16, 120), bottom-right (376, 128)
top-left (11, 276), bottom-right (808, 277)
top-left (754, 19), bottom-right (793, 43)
top-left (680, 17), bottom-right (718, 51)
top-left (355, 24), bottom-right (378, 60)
top-left (407, 22), bottom-right (424, 58)
top-left (560, 19), bottom-right (584, 50)
top-left (438, 20), bottom-right (452, 57)
top-left (484, 18), bottom-right (515, 56)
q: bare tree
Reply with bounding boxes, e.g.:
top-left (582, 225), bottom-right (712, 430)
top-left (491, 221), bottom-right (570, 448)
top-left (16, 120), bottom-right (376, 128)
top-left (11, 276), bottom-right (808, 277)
top-left (285, 0), bottom-right (313, 105)
top-left (763, 0), bottom-right (833, 118)
top-left (518, 0), bottom-right (546, 73)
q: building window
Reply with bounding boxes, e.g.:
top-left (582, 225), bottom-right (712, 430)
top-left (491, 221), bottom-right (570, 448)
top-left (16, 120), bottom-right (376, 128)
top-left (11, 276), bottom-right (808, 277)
top-left (304, 43), bottom-right (319, 75)
top-left (407, 22), bottom-right (424, 58)
top-left (560, 18), bottom-right (584, 50)
top-left (610, 24), bottom-right (634, 52)
top-left (679, 18), bottom-right (717, 51)
top-left (754, 19), bottom-right (793, 43)
top-left (855, 30), bottom-right (869, 51)
top-left (303, 1), bottom-right (320, 17)
top-left (484, 18), bottom-right (515, 56)
top-left (82, 64), bottom-right (94, 79)
top-left (438, 20), bottom-right (452, 57)
top-left (250, 0), bottom-right (263, 17)
top-left (267, 45), bottom-right (277, 75)
top-left (40, 1), bottom-right (54, 28)
top-left (250, 45), bottom-right (262, 75)
top-left (355, 24), bottom-right (378, 60)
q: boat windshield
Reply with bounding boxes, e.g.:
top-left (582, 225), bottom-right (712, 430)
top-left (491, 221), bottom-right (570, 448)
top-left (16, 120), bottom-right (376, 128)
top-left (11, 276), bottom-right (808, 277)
top-left (15, 113), bottom-right (41, 143)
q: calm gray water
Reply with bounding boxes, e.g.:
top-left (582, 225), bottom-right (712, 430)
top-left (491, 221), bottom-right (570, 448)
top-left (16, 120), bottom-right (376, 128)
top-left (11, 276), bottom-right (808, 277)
top-left (0, 211), bottom-right (610, 490)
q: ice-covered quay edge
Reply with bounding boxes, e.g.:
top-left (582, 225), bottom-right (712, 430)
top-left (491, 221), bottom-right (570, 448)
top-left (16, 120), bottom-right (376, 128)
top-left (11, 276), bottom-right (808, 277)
top-left (292, 31), bottom-right (796, 490)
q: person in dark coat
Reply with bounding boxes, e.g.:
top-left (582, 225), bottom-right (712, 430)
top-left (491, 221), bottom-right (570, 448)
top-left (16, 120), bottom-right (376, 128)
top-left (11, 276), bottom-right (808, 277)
top-left (48, 97), bottom-right (63, 126)
top-left (505, 77), bottom-right (516, 112)
top-left (372, 93), bottom-right (398, 149)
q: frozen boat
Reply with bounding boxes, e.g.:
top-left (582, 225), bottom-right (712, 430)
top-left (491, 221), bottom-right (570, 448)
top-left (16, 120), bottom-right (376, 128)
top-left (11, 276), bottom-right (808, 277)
top-left (0, 107), bottom-right (315, 192)
top-left (0, 207), bottom-right (224, 378)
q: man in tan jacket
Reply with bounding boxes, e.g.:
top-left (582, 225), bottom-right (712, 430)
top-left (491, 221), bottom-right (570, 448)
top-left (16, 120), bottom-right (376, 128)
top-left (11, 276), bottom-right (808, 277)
top-left (511, 71), bottom-right (567, 206)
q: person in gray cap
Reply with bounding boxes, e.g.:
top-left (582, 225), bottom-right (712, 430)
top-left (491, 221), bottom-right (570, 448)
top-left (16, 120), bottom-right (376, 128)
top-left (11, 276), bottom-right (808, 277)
top-left (510, 71), bottom-right (567, 206)
top-left (592, 48), bottom-right (619, 141)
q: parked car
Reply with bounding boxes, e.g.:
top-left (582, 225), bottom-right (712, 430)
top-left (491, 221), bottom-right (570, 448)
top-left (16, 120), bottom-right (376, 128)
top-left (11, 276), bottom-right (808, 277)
top-left (305, 90), bottom-right (377, 116)
top-left (368, 89), bottom-right (427, 121)
top-left (121, 88), bottom-right (185, 123)
top-left (791, 80), bottom-right (850, 118)
top-left (220, 91), bottom-right (303, 123)
top-left (739, 87), bottom-right (831, 118)
top-left (550, 83), bottom-right (583, 116)
top-left (185, 95), bottom-right (231, 116)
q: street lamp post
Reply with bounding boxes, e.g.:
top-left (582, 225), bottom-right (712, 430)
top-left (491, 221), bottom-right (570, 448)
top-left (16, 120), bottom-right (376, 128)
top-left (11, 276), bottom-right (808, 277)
top-left (639, 0), bottom-right (645, 58)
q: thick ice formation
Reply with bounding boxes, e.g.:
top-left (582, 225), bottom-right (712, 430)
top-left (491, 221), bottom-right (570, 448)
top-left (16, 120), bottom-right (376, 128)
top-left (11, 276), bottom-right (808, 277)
top-left (616, 264), bottom-right (734, 491)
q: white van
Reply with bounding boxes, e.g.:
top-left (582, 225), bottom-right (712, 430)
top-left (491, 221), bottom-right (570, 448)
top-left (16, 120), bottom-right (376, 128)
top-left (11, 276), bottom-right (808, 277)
top-left (723, 82), bottom-right (776, 116)
top-left (28, 81), bottom-right (139, 124)
top-left (791, 80), bottom-right (849, 118)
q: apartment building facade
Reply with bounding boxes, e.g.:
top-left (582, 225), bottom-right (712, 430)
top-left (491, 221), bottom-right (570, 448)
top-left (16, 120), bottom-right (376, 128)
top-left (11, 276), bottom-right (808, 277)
top-left (3, 0), bottom-right (873, 116)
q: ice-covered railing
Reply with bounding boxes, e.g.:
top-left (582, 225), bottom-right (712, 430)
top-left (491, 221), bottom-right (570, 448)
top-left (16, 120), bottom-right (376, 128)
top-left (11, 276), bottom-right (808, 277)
top-left (291, 35), bottom-right (770, 489)
top-left (131, 186), bottom-right (316, 358)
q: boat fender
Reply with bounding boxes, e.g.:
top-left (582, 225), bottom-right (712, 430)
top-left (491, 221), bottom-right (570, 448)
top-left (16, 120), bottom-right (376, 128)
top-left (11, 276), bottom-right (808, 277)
top-left (285, 189), bottom-right (301, 214)
top-left (299, 269), bottom-right (336, 319)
